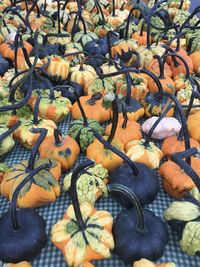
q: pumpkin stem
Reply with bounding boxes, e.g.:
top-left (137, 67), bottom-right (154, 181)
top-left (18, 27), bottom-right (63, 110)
top-left (185, 78), bottom-right (200, 119)
top-left (121, 103), bottom-right (128, 129)
top-left (94, 0), bottom-right (106, 24)
top-left (70, 159), bottom-right (95, 231)
top-left (14, 26), bottom-right (21, 74)
top-left (56, 0), bottom-right (61, 34)
top-left (144, 102), bottom-right (172, 148)
top-left (112, 0), bottom-right (115, 16)
top-left (68, 85), bottom-right (88, 126)
top-left (132, 51), bottom-right (141, 69)
top-left (153, 55), bottom-right (165, 79)
top-left (107, 31), bottom-right (118, 61)
top-left (154, 91), bottom-right (191, 164)
top-left (146, 20), bottom-right (151, 49)
top-left (33, 90), bottom-right (41, 126)
top-left (54, 129), bottom-right (63, 146)
top-left (171, 148), bottom-right (200, 192)
top-left (25, 0), bottom-right (40, 29)
top-left (179, 0), bottom-right (184, 10)
top-left (107, 97), bottom-right (119, 144)
top-left (163, 52), bottom-right (190, 80)
top-left (108, 183), bottom-right (144, 232)
top-left (0, 121), bottom-right (21, 142)
top-left (11, 162), bottom-right (51, 231)
top-left (27, 128), bottom-right (48, 171)
top-left (90, 129), bottom-right (139, 176)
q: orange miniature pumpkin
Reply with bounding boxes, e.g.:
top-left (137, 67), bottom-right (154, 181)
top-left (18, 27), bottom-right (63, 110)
top-left (187, 110), bottom-right (200, 143)
top-left (39, 129), bottom-right (80, 170)
top-left (190, 51), bottom-right (200, 75)
top-left (7, 262), bottom-right (32, 267)
top-left (133, 258), bottom-right (176, 267)
top-left (1, 128), bottom-right (61, 208)
top-left (147, 55), bottom-right (175, 93)
top-left (71, 94), bottom-right (111, 123)
top-left (160, 148), bottom-right (200, 198)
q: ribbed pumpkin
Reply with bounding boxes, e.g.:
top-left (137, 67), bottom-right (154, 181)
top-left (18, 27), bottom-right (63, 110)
top-left (45, 55), bottom-right (70, 81)
top-left (1, 128), bottom-right (61, 208)
top-left (51, 161), bottom-right (114, 266)
top-left (39, 129), bottom-right (80, 170)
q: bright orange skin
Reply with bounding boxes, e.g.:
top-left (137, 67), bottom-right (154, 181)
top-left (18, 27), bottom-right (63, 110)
top-left (148, 77), bottom-right (175, 93)
top-left (146, 59), bottom-right (172, 78)
top-left (132, 32), bottom-right (152, 46)
top-left (190, 51), bottom-right (200, 74)
top-left (160, 157), bottom-right (200, 198)
top-left (39, 135), bottom-right (80, 170)
top-left (8, 262), bottom-right (32, 267)
top-left (1, 160), bottom-right (61, 208)
top-left (0, 41), bottom-right (32, 61)
top-left (71, 95), bottom-right (111, 123)
top-left (105, 117), bottom-right (142, 145)
top-left (187, 111), bottom-right (200, 142)
top-left (161, 135), bottom-right (200, 157)
top-left (86, 137), bottom-right (124, 172)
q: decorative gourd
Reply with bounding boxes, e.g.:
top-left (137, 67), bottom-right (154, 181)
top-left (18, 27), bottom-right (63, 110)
top-left (0, 163), bottom-right (9, 184)
top-left (190, 51), bottom-right (200, 74)
top-left (161, 92), bottom-right (200, 157)
top-left (164, 153), bottom-right (200, 255)
top-left (69, 63), bottom-right (97, 88)
top-left (91, 129), bottom-right (159, 207)
top-left (160, 148), bottom-right (200, 198)
top-left (125, 139), bottom-right (163, 169)
top-left (71, 94), bottom-right (111, 123)
top-left (0, 122), bottom-right (20, 156)
top-left (133, 259), bottom-right (176, 267)
top-left (0, 162), bottom-right (48, 263)
top-left (147, 55), bottom-right (175, 94)
top-left (14, 92), bottom-right (57, 149)
top-left (111, 184), bottom-right (168, 264)
top-left (85, 77), bottom-right (115, 95)
top-left (63, 162), bottom-right (108, 205)
top-left (39, 128), bottom-right (80, 170)
top-left (51, 160), bottom-right (114, 266)
top-left (87, 98), bottom-right (124, 172)
top-left (142, 116), bottom-right (181, 140)
top-left (45, 55), bottom-right (70, 82)
top-left (28, 89), bottom-right (72, 123)
top-left (1, 128), bottom-right (61, 208)
top-left (187, 110), bottom-right (200, 142)
top-left (0, 55), bottom-right (10, 76)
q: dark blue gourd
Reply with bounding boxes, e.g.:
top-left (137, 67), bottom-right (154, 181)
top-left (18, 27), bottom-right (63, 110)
top-left (60, 81), bottom-right (84, 104)
top-left (0, 161), bottom-right (49, 263)
top-left (0, 56), bottom-right (10, 76)
top-left (108, 183), bottom-right (168, 265)
top-left (91, 130), bottom-right (159, 207)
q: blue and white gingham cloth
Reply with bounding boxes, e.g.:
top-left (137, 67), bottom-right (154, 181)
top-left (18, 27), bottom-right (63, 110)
top-left (1, 113), bottom-right (199, 267)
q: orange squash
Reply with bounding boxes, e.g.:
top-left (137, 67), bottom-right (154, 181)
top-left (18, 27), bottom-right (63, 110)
top-left (39, 129), bottom-right (80, 170)
top-left (71, 94), bottom-right (111, 123)
top-left (0, 41), bottom-right (32, 61)
top-left (190, 51), bottom-right (200, 75)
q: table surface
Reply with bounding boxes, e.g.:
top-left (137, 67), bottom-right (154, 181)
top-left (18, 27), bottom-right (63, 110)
top-left (1, 113), bottom-right (200, 267)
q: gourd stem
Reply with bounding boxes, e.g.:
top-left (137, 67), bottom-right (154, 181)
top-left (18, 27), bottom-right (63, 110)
top-left (153, 55), bottom-right (165, 79)
top-left (122, 104), bottom-right (128, 129)
top-left (146, 20), bottom-right (151, 49)
top-left (179, 0), bottom-right (184, 9)
top-left (11, 162), bottom-right (51, 231)
top-left (33, 91), bottom-right (41, 125)
top-left (66, 85), bottom-right (88, 126)
top-left (0, 121), bottom-right (21, 142)
top-left (112, 0), bottom-right (115, 16)
top-left (95, 0), bottom-right (106, 24)
top-left (108, 184), bottom-right (144, 232)
top-left (14, 26), bottom-right (21, 74)
top-left (27, 128), bottom-right (48, 171)
top-left (107, 31), bottom-right (117, 60)
top-left (171, 148), bottom-right (200, 192)
top-left (125, 6), bottom-right (143, 40)
top-left (132, 51), bottom-right (140, 69)
top-left (90, 129), bottom-right (139, 176)
top-left (163, 53), bottom-right (190, 83)
top-left (107, 97), bottom-right (118, 144)
top-left (154, 91), bottom-right (191, 164)
top-left (54, 129), bottom-right (62, 146)
top-left (186, 79), bottom-right (200, 119)
top-left (71, 13), bottom-right (79, 41)
top-left (70, 160), bottom-right (95, 231)
top-left (56, 0), bottom-right (61, 34)
top-left (144, 103), bottom-right (172, 148)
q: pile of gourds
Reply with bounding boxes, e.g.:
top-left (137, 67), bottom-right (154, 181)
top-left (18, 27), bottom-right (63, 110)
top-left (0, 0), bottom-right (200, 266)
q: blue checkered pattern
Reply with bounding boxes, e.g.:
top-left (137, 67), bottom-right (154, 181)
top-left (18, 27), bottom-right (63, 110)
top-left (1, 113), bottom-right (199, 267)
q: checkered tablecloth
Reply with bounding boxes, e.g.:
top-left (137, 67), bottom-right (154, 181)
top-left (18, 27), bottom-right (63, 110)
top-left (1, 113), bottom-right (199, 267)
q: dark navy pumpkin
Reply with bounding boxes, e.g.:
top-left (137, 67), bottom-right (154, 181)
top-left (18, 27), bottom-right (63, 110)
top-left (109, 162), bottom-right (159, 207)
top-left (0, 56), bottom-right (10, 76)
